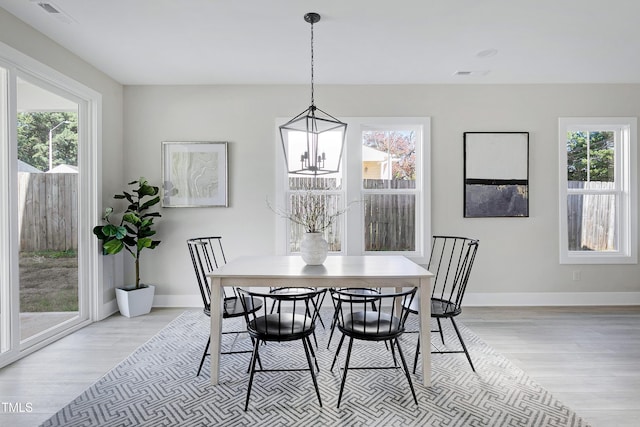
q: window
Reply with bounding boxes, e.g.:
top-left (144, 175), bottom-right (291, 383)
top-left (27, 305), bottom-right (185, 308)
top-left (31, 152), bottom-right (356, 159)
top-left (362, 127), bottom-right (419, 252)
top-left (275, 117), bottom-right (430, 263)
top-left (558, 117), bottom-right (637, 264)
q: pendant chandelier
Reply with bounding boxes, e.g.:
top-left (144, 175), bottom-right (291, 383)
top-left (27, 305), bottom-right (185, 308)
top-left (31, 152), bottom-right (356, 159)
top-left (279, 12), bottom-right (347, 176)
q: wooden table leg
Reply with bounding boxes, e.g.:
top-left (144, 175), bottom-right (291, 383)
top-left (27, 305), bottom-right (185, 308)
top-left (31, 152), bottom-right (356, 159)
top-left (419, 276), bottom-right (432, 386)
top-left (210, 278), bottom-right (223, 385)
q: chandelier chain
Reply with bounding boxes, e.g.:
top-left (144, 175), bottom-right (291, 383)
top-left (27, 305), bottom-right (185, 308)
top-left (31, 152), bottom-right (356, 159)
top-left (310, 19), bottom-right (315, 107)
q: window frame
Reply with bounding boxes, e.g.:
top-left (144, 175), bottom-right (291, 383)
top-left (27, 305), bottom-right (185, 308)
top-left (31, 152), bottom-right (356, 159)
top-left (275, 117), bottom-right (431, 264)
top-left (359, 123), bottom-right (423, 256)
top-left (558, 117), bottom-right (637, 264)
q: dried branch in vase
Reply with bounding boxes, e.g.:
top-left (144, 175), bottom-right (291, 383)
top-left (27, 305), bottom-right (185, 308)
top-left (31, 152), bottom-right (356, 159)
top-left (267, 190), bottom-right (354, 233)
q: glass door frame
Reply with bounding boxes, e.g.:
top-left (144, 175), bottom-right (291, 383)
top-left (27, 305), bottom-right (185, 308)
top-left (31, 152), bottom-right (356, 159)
top-left (0, 43), bottom-right (102, 367)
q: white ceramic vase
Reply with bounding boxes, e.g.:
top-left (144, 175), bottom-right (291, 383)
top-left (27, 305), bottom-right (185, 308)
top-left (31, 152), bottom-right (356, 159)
top-left (300, 232), bottom-right (329, 265)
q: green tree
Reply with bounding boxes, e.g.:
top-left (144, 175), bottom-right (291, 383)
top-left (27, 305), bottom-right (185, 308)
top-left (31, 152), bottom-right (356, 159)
top-left (17, 112), bottom-right (77, 171)
top-left (567, 131), bottom-right (614, 182)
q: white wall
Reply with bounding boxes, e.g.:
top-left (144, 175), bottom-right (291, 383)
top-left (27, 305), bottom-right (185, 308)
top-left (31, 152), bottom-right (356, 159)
top-left (125, 84), bottom-right (640, 306)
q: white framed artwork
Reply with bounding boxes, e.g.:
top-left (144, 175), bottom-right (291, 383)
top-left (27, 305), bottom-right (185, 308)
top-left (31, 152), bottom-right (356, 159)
top-left (161, 141), bottom-right (228, 207)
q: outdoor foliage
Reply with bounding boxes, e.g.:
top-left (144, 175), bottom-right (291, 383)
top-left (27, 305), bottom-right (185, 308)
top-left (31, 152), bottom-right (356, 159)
top-left (566, 131), bottom-right (614, 182)
top-left (362, 130), bottom-right (416, 180)
top-left (17, 112), bottom-right (78, 172)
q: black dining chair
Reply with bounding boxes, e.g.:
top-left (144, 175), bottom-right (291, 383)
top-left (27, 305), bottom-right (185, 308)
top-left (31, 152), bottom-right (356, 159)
top-left (407, 235), bottom-right (479, 373)
top-left (326, 287), bottom-right (381, 349)
top-left (330, 287), bottom-right (418, 408)
top-left (269, 286), bottom-right (328, 326)
top-left (269, 286), bottom-right (326, 347)
top-left (187, 236), bottom-right (263, 376)
top-left (237, 287), bottom-right (327, 411)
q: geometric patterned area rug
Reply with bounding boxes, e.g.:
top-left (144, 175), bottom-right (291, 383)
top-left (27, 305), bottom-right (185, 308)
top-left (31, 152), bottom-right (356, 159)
top-left (41, 309), bottom-right (591, 427)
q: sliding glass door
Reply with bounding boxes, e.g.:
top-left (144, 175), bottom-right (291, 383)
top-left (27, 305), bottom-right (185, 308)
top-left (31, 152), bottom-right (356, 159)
top-left (16, 76), bottom-right (82, 344)
top-left (0, 50), bottom-right (100, 367)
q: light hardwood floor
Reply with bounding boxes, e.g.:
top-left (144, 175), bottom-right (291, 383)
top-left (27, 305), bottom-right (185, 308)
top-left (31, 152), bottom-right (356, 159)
top-left (0, 306), bottom-right (638, 426)
top-left (461, 306), bottom-right (640, 427)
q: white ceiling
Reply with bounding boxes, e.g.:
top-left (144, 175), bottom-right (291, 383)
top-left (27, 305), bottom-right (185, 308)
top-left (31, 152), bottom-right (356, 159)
top-left (1, 0), bottom-right (639, 86)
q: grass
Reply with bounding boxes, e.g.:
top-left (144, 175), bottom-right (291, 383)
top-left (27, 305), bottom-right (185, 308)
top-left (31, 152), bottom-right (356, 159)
top-left (19, 249), bottom-right (79, 312)
top-left (29, 249), bottom-right (77, 259)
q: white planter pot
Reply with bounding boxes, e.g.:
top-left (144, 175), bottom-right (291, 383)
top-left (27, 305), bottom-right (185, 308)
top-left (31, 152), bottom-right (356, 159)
top-left (115, 284), bottom-right (155, 318)
top-left (300, 232), bottom-right (329, 265)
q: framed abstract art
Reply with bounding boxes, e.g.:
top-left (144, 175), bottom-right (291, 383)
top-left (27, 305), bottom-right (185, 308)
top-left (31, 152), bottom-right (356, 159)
top-left (464, 132), bottom-right (529, 217)
top-left (161, 141), bottom-right (228, 207)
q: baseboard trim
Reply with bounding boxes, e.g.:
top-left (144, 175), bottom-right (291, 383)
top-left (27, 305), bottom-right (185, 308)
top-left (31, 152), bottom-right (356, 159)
top-left (99, 300), bottom-right (119, 320)
top-left (153, 294), bottom-right (201, 308)
top-left (464, 292), bottom-right (640, 306)
top-left (152, 292), bottom-right (640, 308)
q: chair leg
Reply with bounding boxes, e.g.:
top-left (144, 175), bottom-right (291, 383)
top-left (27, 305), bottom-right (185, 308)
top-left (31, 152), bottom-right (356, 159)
top-left (311, 294), bottom-right (326, 329)
top-left (326, 303), bottom-right (341, 349)
top-left (437, 318), bottom-right (445, 345)
top-left (197, 337), bottom-right (210, 376)
top-left (450, 318), bottom-right (475, 372)
top-left (307, 294), bottom-right (326, 332)
top-left (393, 338), bottom-right (419, 406)
top-left (247, 336), bottom-right (262, 374)
top-left (331, 334), bottom-right (346, 371)
top-left (269, 299), bottom-right (278, 314)
top-left (388, 340), bottom-right (398, 367)
top-left (245, 337), bottom-right (263, 373)
top-left (244, 338), bottom-right (261, 411)
top-left (412, 336), bottom-right (420, 374)
top-left (337, 337), bottom-right (354, 408)
top-left (306, 336), bottom-right (320, 372)
top-left (302, 337), bottom-right (323, 407)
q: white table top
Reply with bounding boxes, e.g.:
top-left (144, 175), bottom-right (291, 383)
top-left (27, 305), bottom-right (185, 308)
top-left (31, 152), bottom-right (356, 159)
top-left (209, 255), bottom-right (432, 279)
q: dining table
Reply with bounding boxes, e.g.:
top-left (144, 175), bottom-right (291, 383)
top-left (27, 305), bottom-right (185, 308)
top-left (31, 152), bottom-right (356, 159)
top-left (208, 255), bottom-right (433, 386)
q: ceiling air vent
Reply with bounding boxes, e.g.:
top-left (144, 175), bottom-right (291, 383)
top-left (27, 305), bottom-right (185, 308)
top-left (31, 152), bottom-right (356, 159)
top-left (454, 70), bottom-right (490, 77)
top-left (31, 1), bottom-right (75, 23)
top-left (36, 2), bottom-right (60, 13)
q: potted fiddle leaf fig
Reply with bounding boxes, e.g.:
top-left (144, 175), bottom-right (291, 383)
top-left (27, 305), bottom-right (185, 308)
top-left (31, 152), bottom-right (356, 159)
top-left (93, 178), bottom-right (162, 317)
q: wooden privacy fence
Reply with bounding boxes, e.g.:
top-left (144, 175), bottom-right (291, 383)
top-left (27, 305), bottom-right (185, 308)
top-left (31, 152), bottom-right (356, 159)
top-left (287, 177), bottom-right (417, 252)
top-left (567, 181), bottom-right (616, 251)
top-left (18, 172), bottom-right (78, 252)
top-left (364, 192), bottom-right (416, 251)
top-left (363, 179), bottom-right (416, 252)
